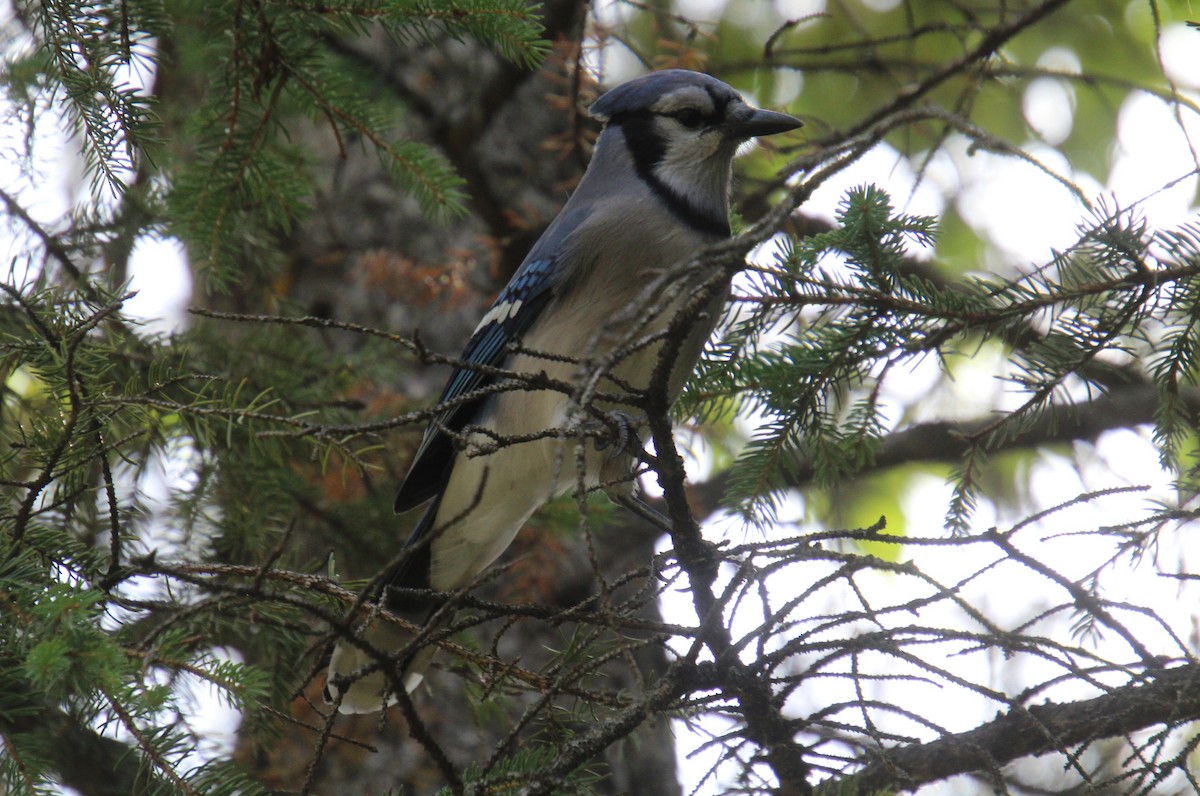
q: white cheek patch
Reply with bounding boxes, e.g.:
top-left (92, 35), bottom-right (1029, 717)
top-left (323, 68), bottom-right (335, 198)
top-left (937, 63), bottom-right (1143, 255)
top-left (656, 134), bottom-right (722, 183)
top-left (648, 127), bottom-right (732, 222)
top-left (680, 133), bottom-right (722, 161)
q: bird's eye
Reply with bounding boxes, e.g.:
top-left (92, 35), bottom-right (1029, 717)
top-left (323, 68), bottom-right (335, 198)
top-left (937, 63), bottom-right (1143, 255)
top-left (673, 109), bottom-right (704, 129)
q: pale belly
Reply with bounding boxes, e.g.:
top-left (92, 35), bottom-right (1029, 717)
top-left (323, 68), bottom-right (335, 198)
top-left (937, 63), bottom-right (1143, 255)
top-left (426, 266), bottom-right (727, 592)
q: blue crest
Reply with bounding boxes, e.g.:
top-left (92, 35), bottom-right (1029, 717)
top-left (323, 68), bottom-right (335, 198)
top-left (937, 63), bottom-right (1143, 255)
top-left (588, 69), bottom-right (739, 122)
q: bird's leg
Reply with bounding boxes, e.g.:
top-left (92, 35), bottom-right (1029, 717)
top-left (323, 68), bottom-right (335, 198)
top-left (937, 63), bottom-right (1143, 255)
top-left (577, 411), bottom-right (676, 531)
top-left (611, 492), bottom-right (674, 533)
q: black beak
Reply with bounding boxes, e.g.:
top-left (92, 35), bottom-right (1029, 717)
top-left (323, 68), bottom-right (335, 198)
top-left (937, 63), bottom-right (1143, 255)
top-left (723, 107), bottom-right (803, 140)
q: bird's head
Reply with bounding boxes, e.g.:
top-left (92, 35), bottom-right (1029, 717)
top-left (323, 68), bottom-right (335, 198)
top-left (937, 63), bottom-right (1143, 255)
top-left (588, 69), bottom-right (802, 234)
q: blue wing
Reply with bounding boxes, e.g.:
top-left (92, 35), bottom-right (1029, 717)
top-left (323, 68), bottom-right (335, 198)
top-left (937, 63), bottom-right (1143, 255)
top-left (394, 256), bottom-right (558, 513)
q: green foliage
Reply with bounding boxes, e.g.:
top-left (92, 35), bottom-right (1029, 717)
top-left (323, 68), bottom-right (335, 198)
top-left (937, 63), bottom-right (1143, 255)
top-left (167, 0), bottom-right (536, 287)
top-left (452, 742), bottom-right (600, 795)
top-left (9, 0), bottom-right (546, 291)
top-left (377, 0), bottom-right (550, 67)
top-left (23, 587), bottom-right (124, 695)
top-left (685, 186), bottom-right (938, 525)
top-left (26, 0), bottom-right (165, 193)
top-left (685, 185), bottom-right (1200, 535)
top-left (0, 541), bottom-right (277, 795)
top-left (0, 282), bottom-right (393, 794)
top-left (1149, 223), bottom-right (1200, 472)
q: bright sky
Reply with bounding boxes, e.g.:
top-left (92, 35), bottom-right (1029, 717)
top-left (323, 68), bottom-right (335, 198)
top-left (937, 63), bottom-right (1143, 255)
top-left (4, 4), bottom-right (1200, 794)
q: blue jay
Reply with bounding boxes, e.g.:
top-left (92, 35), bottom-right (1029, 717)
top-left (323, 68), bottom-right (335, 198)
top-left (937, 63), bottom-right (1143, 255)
top-left (326, 69), bottom-right (801, 712)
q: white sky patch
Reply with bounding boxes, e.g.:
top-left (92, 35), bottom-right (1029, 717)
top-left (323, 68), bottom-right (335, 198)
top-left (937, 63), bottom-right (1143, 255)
top-left (583, 40), bottom-right (649, 89)
top-left (1023, 77), bottom-right (1075, 145)
top-left (125, 235), bottom-right (194, 333)
top-left (772, 0), bottom-right (825, 20)
top-left (1160, 23), bottom-right (1200, 90)
top-left (722, 0), bottom-right (774, 30)
top-left (876, 349), bottom-right (942, 409)
top-left (915, 144), bottom-right (962, 199)
top-left (179, 647), bottom-right (246, 764)
top-left (673, 0), bottom-right (727, 24)
top-left (768, 68), bottom-right (804, 109)
top-left (1108, 92), bottom-right (1200, 229)
top-left (1088, 427), bottom-right (1165, 490)
top-left (92, 645), bottom-right (244, 776)
top-left (0, 96), bottom-right (79, 235)
top-left (589, 0), bottom-right (640, 27)
top-left (1025, 45), bottom-right (1081, 147)
top-left (1036, 45), bottom-right (1082, 75)
top-left (955, 138), bottom-right (1104, 264)
top-left (804, 141), bottom-right (947, 233)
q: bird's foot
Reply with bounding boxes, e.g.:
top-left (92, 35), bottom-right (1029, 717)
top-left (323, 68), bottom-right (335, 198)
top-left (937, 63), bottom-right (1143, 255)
top-left (587, 410), bottom-right (645, 459)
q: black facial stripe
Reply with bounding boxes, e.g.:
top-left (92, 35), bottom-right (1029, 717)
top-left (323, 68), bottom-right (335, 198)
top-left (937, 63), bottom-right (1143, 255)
top-left (614, 115), bottom-right (732, 238)
top-left (664, 108), bottom-right (718, 127)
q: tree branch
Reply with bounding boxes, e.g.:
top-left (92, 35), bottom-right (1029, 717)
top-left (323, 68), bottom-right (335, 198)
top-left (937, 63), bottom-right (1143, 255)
top-left (686, 382), bottom-right (1193, 522)
top-left (825, 663), bottom-right (1200, 794)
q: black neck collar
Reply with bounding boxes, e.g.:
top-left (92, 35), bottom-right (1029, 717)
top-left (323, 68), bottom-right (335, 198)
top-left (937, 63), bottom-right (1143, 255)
top-left (609, 114), bottom-right (732, 238)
